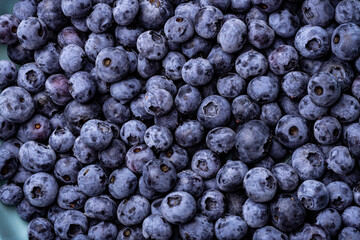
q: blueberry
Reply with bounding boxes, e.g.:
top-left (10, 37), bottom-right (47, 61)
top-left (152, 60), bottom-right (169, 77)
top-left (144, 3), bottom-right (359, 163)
top-left (17, 17), bottom-right (48, 50)
top-left (144, 125), bottom-right (173, 152)
top-left (13, 0), bottom-right (36, 21)
top-left (214, 215), bottom-right (247, 240)
top-left (17, 199), bottom-right (46, 222)
top-left (330, 94), bottom-right (360, 123)
top-left (253, 226), bottom-right (289, 240)
top-left (197, 95), bottom-right (231, 128)
top-left (298, 95), bottom-right (328, 121)
top-left (49, 127), bottom-right (75, 153)
top-left (146, 75), bottom-right (177, 97)
top-left (235, 49), bottom-right (268, 80)
top-left (117, 226), bottom-right (144, 240)
top-left (159, 144), bottom-right (189, 172)
top-left (191, 149), bottom-right (221, 179)
top-left (278, 94), bottom-right (301, 116)
top-left (61, 0), bottom-right (92, 18)
top-left (77, 164), bottom-right (108, 197)
top-left (217, 18), bottom-right (247, 53)
top-left (37, 0), bottom-right (68, 31)
top-left (335, 0), bottom-right (360, 24)
top-left (80, 119), bottom-right (113, 151)
top-left (245, 7), bottom-right (268, 23)
top-left (174, 84), bottom-right (202, 115)
top-left (243, 167), bottom-right (277, 202)
top-left (326, 181), bottom-right (353, 211)
top-left (84, 195), bottom-right (117, 221)
top-left (342, 206), bottom-right (360, 230)
top-left (54, 210), bottom-right (89, 239)
top-left (113, 0), bottom-right (139, 26)
top-left (0, 86), bottom-right (35, 124)
top-left (194, 6), bottom-right (223, 39)
top-left (232, 95), bottom-right (261, 123)
top-left (98, 139), bottom-right (126, 169)
top-left (289, 224), bottom-right (329, 240)
top-left (95, 47), bottom-right (130, 83)
top-left (11, 166), bottom-right (32, 187)
top-left (164, 16), bottom-right (194, 43)
top-left (275, 115), bottom-right (310, 149)
top-left (154, 108), bottom-right (179, 132)
top-left (88, 221), bottom-right (118, 240)
top-left (269, 9), bottom-right (299, 38)
top-left (72, 136), bottom-right (97, 165)
top-left (19, 141), bottom-right (56, 173)
top-left (207, 45), bottom-right (235, 76)
top-left (117, 195), bottom-right (150, 226)
top-left (57, 26), bottom-right (87, 48)
top-left (86, 3), bottom-right (113, 33)
top-left (206, 127), bottom-right (236, 154)
top-left (143, 89), bottom-right (173, 116)
top-left (181, 35), bottom-right (212, 59)
top-left (294, 25), bottom-right (330, 59)
top-left (260, 102), bottom-right (282, 127)
top-left (301, 0), bottom-right (334, 27)
top-left (0, 183), bottom-right (23, 206)
top-left (338, 227), bottom-right (360, 240)
top-left (137, 0), bottom-right (173, 30)
top-left (108, 168), bottom-right (137, 200)
top-left (270, 194), bottom-right (306, 232)
top-left (179, 214), bottom-right (214, 240)
top-left (314, 116), bottom-right (341, 145)
top-left (247, 76), bottom-right (280, 103)
top-left (162, 51), bottom-right (186, 81)
top-left (271, 163), bottom-right (299, 192)
top-left (282, 71), bottom-right (310, 100)
top-left (320, 57), bottom-right (355, 91)
top-left (268, 45), bottom-right (299, 75)
top-left (344, 123), bottom-right (360, 157)
top-left (136, 53), bottom-right (161, 78)
top-left (0, 60), bottom-right (17, 89)
top-left (182, 57), bottom-right (214, 86)
top-left (27, 218), bottom-right (54, 240)
top-left (215, 160), bottom-right (248, 192)
top-left (45, 74), bottom-right (72, 106)
top-left (331, 23), bottom-right (360, 61)
top-left (353, 183), bottom-right (360, 206)
top-left (102, 97), bottom-right (131, 125)
top-left (53, 157), bottom-right (82, 185)
top-left (291, 143), bottom-right (326, 180)
top-left (235, 120), bottom-right (271, 164)
top-left (217, 73), bottom-right (246, 99)
top-left (7, 42), bottom-right (34, 65)
top-left (126, 144), bottom-right (155, 174)
top-left (115, 25), bottom-right (144, 49)
top-left (315, 208), bottom-right (342, 237)
top-left (0, 115), bottom-right (18, 140)
top-left (143, 159), bottom-right (177, 193)
top-left (59, 44), bottom-right (86, 73)
top-left (173, 170), bottom-right (204, 198)
top-left (23, 172), bottom-right (58, 207)
top-left (175, 2), bottom-right (201, 24)
top-left (297, 180), bottom-right (329, 211)
top-left (248, 19), bottom-right (275, 49)
top-left (57, 185), bottom-right (87, 210)
top-left (142, 214), bottom-right (172, 240)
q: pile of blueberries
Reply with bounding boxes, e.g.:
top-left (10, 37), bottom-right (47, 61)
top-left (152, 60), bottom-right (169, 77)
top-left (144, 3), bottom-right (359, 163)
top-left (1, 0), bottom-right (360, 239)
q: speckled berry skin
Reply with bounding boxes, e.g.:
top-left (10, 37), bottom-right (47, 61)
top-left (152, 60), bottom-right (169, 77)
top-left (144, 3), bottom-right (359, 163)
top-left (331, 23), bottom-right (360, 61)
top-left (247, 76), bottom-right (279, 104)
top-left (23, 172), bottom-right (58, 207)
top-left (217, 18), bottom-right (247, 53)
top-left (307, 72), bottom-right (341, 107)
top-left (197, 95), bottom-right (231, 129)
top-left (243, 167), bottom-right (277, 202)
top-left (297, 180), bottom-right (329, 211)
top-left (143, 159), bottom-right (177, 193)
top-left (59, 44), bottom-right (86, 73)
top-left (194, 6), bottom-right (223, 39)
top-left (248, 19), bottom-right (275, 49)
top-left (95, 47), bottom-right (130, 83)
top-left (291, 143), bottom-right (326, 181)
top-left (275, 115), bottom-right (310, 149)
top-left (17, 17), bottom-right (48, 50)
top-left (272, 163), bottom-right (299, 192)
top-left (19, 141), bottom-right (56, 173)
top-left (117, 195), bottom-right (150, 226)
top-left (137, 0), bottom-right (173, 30)
top-left (179, 214), bottom-right (214, 240)
top-left (27, 218), bottom-right (54, 240)
top-left (182, 57), bottom-right (214, 87)
top-left (137, 30), bottom-right (168, 60)
top-left (268, 45), bottom-right (299, 75)
top-left (235, 120), bottom-right (271, 164)
top-left (294, 25), bottom-right (330, 59)
top-left (235, 50), bottom-right (268, 80)
top-left (0, 14), bottom-right (19, 45)
top-left (77, 165), bottom-right (108, 197)
top-left (269, 9), bottom-right (299, 38)
top-left (54, 210), bottom-right (89, 239)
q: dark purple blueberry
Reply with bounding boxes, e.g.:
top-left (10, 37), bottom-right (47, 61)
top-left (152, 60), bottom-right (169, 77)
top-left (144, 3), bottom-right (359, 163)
top-left (117, 195), bottom-right (150, 226)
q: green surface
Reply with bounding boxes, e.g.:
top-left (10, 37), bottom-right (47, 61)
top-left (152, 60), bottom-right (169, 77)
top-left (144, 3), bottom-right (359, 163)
top-left (0, 1), bottom-right (29, 240)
